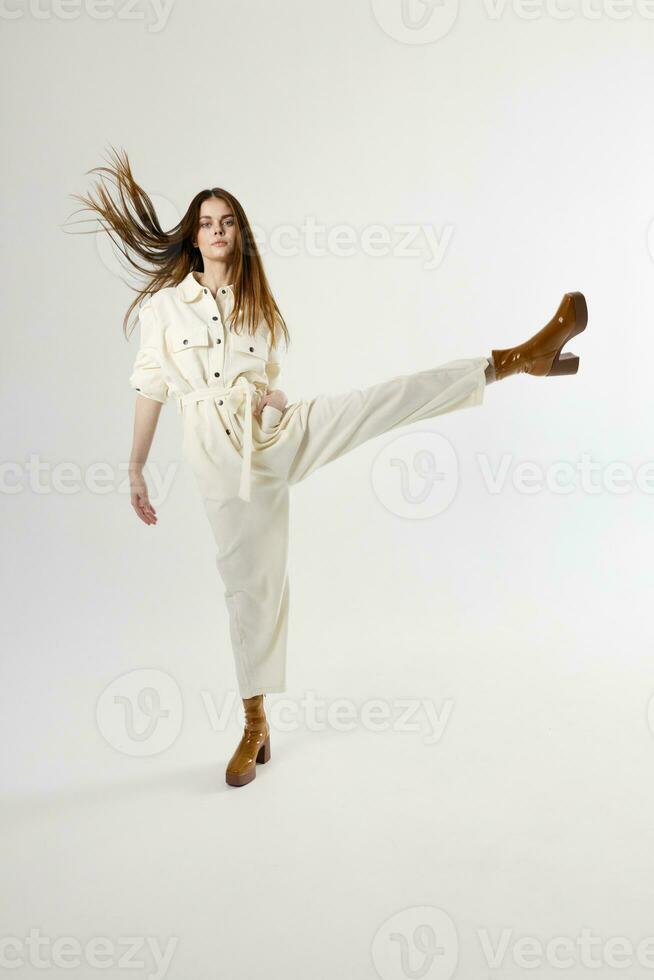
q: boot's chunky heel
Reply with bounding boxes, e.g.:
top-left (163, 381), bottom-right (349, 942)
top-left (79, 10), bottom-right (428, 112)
top-left (547, 352), bottom-right (580, 376)
top-left (491, 291), bottom-right (588, 381)
top-left (256, 736), bottom-right (271, 764)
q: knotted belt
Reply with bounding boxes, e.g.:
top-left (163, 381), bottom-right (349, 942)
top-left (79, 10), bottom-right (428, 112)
top-left (175, 376), bottom-right (259, 503)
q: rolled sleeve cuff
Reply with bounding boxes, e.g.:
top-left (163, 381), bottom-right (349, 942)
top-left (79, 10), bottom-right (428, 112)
top-left (265, 360), bottom-right (282, 391)
top-left (130, 349), bottom-right (169, 404)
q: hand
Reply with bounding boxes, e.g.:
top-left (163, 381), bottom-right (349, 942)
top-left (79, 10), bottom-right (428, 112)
top-left (130, 470), bottom-right (158, 525)
top-left (254, 389), bottom-right (287, 418)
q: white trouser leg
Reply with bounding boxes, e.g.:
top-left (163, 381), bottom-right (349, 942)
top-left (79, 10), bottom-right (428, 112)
top-left (285, 357), bottom-right (488, 487)
top-left (200, 480), bottom-right (290, 699)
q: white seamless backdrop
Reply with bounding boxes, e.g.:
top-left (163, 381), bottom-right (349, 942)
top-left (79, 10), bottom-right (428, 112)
top-left (2, 2), bottom-right (653, 979)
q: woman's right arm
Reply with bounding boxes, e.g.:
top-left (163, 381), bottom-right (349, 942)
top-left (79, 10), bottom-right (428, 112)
top-left (128, 301), bottom-right (169, 525)
top-left (129, 396), bottom-right (163, 525)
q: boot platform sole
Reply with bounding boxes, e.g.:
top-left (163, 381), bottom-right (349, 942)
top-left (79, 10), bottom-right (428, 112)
top-left (225, 735), bottom-right (271, 787)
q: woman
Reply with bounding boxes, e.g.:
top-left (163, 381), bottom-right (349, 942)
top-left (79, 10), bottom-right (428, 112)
top-left (69, 147), bottom-right (588, 788)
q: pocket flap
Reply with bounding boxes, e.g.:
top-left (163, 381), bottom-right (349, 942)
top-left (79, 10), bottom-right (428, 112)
top-left (166, 324), bottom-right (210, 353)
top-left (230, 330), bottom-right (268, 359)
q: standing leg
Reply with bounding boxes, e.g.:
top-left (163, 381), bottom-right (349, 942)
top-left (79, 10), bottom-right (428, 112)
top-left (200, 478), bottom-right (291, 698)
top-left (285, 356), bottom-right (490, 487)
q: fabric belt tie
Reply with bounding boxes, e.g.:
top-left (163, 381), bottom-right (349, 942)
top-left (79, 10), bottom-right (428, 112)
top-left (175, 377), bottom-right (258, 503)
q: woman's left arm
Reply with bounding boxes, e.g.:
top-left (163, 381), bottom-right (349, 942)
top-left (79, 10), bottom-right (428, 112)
top-left (254, 332), bottom-right (287, 417)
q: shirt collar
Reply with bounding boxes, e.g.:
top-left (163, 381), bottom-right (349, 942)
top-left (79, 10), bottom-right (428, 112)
top-left (177, 270), bottom-right (234, 303)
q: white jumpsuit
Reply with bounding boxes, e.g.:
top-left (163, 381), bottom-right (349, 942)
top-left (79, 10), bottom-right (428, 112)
top-left (130, 270), bottom-right (490, 698)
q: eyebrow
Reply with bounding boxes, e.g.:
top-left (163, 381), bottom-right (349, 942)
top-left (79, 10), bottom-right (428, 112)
top-left (199, 213), bottom-right (234, 220)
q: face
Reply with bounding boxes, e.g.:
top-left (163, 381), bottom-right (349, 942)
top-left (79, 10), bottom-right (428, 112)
top-left (195, 197), bottom-right (237, 268)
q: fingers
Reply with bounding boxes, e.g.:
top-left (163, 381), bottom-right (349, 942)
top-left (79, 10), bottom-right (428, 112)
top-left (258, 391), bottom-right (287, 414)
top-left (132, 493), bottom-right (158, 525)
top-left (255, 395), bottom-right (270, 417)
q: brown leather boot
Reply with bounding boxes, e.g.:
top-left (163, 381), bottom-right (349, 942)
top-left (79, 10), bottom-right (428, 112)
top-left (491, 292), bottom-right (588, 381)
top-left (225, 694), bottom-right (271, 787)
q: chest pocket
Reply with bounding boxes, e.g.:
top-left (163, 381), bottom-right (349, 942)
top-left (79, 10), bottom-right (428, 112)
top-left (165, 322), bottom-right (210, 355)
top-left (229, 330), bottom-right (268, 377)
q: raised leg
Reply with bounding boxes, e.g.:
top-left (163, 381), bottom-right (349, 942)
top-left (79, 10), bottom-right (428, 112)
top-left (285, 356), bottom-right (489, 487)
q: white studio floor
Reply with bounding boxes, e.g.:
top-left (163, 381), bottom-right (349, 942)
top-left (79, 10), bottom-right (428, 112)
top-left (4, 472), bottom-right (654, 980)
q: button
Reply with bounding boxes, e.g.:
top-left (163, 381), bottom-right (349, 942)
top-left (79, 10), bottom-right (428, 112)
top-left (249, 346), bottom-right (254, 352)
top-left (183, 339), bottom-right (188, 345)
top-left (215, 338), bottom-right (221, 344)
top-left (218, 399), bottom-right (223, 405)
top-left (212, 316), bottom-right (218, 321)
top-left (221, 288), bottom-right (227, 294)
top-left (135, 387), bottom-right (141, 391)
top-left (203, 288), bottom-right (207, 294)
top-left (225, 428), bottom-right (230, 435)
top-left (214, 371), bottom-right (220, 377)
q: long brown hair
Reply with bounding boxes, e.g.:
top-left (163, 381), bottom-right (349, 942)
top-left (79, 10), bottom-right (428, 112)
top-left (65, 145), bottom-right (290, 350)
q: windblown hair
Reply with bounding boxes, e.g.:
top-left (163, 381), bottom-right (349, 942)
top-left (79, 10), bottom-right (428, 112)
top-left (65, 145), bottom-right (290, 350)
